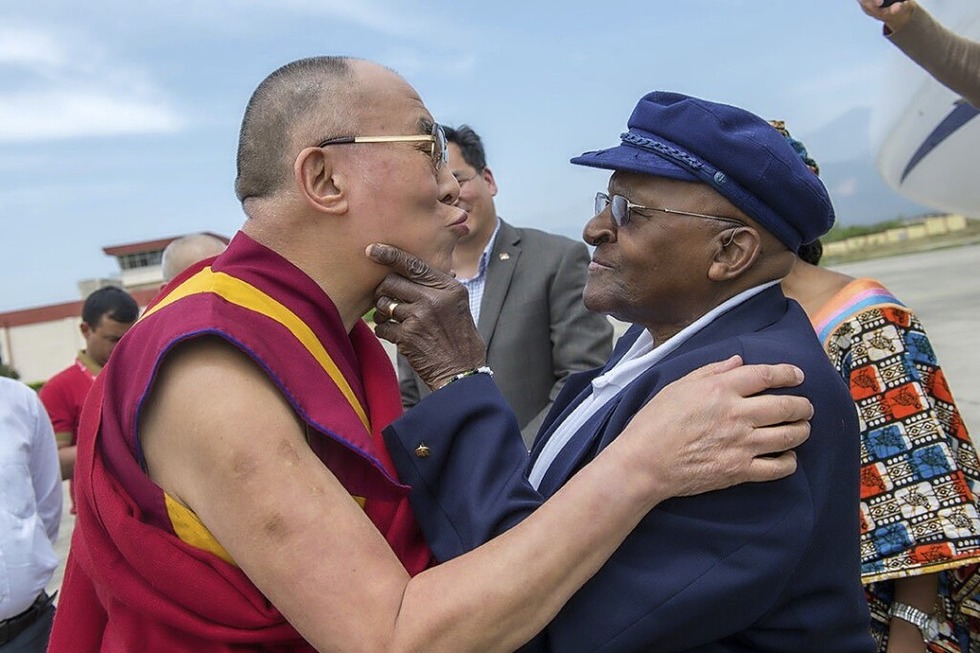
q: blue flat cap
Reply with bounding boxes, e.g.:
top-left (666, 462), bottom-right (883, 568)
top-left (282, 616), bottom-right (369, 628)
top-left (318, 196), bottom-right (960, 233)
top-left (571, 91), bottom-right (835, 251)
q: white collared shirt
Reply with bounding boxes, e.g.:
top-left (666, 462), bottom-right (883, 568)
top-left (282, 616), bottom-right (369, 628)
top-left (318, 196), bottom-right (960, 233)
top-left (528, 281), bottom-right (780, 489)
top-left (0, 377), bottom-right (62, 619)
top-left (458, 218), bottom-right (501, 325)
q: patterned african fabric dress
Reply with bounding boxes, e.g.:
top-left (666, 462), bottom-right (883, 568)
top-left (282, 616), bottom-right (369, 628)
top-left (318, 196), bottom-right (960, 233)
top-left (813, 278), bottom-right (980, 652)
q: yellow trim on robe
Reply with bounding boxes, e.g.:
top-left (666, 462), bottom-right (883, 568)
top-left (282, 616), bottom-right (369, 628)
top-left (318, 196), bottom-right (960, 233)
top-left (164, 493), bottom-right (236, 565)
top-left (142, 267), bottom-right (369, 431)
top-left (164, 492), bottom-right (366, 566)
top-left (148, 269), bottom-right (374, 560)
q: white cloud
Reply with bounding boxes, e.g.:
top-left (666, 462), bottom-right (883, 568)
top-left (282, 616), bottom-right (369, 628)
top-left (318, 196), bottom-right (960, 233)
top-left (0, 27), bottom-right (66, 68)
top-left (0, 25), bottom-right (183, 142)
top-left (0, 90), bottom-right (183, 141)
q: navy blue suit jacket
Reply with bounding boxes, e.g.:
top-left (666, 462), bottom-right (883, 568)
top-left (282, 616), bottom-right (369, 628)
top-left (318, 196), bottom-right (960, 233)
top-left (385, 286), bottom-right (874, 652)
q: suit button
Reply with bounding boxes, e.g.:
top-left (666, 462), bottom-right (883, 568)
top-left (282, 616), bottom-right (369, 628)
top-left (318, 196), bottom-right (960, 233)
top-left (415, 443), bottom-right (431, 458)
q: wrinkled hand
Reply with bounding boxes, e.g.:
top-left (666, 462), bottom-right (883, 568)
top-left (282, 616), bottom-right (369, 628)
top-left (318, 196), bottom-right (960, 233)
top-left (858, 0), bottom-right (915, 32)
top-left (367, 244), bottom-right (486, 390)
top-left (617, 356), bottom-right (812, 501)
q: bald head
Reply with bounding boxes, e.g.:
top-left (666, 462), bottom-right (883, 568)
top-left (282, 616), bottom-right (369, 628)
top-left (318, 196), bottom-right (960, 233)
top-left (234, 56), bottom-right (373, 204)
top-left (161, 233), bottom-right (228, 281)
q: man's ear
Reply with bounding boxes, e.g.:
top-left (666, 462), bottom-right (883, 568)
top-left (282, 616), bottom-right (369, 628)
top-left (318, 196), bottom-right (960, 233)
top-left (707, 226), bottom-right (761, 281)
top-left (482, 165), bottom-right (499, 197)
top-left (293, 147), bottom-right (348, 215)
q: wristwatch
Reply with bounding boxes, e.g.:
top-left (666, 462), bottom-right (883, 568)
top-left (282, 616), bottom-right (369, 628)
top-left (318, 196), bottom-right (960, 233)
top-left (888, 602), bottom-right (940, 643)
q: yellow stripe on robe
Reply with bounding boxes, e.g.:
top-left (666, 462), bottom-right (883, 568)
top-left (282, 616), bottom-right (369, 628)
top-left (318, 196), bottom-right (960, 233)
top-left (164, 492), bottom-right (368, 567)
top-left (164, 493), bottom-right (236, 565)
top-left (143, 267), bottom-right (369, 431)
top-left (147, 268), bottom-right (372, 563)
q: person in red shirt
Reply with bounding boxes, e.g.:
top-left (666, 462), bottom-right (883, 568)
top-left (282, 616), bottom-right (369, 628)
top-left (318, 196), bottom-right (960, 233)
top-left (39, 286), bottom-right (138, 504)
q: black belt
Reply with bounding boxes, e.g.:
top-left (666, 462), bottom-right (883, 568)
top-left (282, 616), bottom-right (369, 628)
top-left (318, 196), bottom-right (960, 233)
top-left (0, 590), bottom-right (56, 646)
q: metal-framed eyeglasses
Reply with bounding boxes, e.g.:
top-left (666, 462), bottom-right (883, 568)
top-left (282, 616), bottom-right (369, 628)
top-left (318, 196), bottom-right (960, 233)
top-left (317, 123), bottom-right (448, 171)
top-left (595, 192), bottom-right (747, 228)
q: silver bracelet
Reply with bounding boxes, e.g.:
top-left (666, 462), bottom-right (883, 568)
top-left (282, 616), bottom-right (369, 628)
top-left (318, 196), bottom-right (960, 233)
top-left (888, 602), bottom-right (940, 643)
top-left (436, 366), bottom-right (494, 390)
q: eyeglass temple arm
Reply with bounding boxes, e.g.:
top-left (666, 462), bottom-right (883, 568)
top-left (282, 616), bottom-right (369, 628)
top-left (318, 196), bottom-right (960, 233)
top-left (351, 135), bottom-right (436, 143)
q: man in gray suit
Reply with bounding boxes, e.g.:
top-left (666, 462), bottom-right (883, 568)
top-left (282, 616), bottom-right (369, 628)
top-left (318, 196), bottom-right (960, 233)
top-left (398, 125), bottom-right (614, 445)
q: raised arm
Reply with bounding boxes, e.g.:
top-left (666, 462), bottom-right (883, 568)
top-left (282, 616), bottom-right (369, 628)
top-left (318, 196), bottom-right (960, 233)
top-left (858, 0), bottom-right (980, 107)
top-left (373, 241), bottom-right (810, 554)
top-left (858, 0), bottom-right (916, 33)
top-left (140, 319), bottom-right (808, 653)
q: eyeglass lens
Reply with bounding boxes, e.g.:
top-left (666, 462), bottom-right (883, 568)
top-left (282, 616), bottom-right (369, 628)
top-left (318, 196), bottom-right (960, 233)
top-left (594, 192), bottom-right (628, 227)
top-left (433, 124), bottom-right (448, 170)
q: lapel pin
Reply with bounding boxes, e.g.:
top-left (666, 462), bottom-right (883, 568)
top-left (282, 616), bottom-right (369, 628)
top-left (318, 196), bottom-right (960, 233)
top-left (499, 252), bottom-right (510, 260)
top-left (415, 443), bottom-right (431, 458)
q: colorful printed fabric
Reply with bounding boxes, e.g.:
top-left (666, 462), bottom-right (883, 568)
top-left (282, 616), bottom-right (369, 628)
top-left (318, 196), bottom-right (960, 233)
top-left (813, 278), bottom-right (980, 651)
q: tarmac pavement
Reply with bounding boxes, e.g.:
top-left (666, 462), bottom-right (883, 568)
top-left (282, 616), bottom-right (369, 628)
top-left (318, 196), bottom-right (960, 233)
top-left (832, 243), bottom-right (979, 436)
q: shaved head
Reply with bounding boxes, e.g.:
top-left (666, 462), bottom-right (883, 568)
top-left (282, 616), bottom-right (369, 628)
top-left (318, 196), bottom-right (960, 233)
top-left (161, 233), bottom-right (228, 281)
top-left (234, 56), bottom-right (362, 203)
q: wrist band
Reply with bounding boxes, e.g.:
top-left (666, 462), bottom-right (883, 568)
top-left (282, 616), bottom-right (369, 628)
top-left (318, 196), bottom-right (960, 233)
top-left (437, 366), bottom-right (493, 390)
top-left (888, 602), bottom-right (940, 643)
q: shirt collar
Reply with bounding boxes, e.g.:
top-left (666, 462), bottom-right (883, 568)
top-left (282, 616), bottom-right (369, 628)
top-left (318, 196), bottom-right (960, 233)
top-left (76, 350), bottom-right (102, 378)
top-left (594, 280), bottom-right (781, 396)
top-left (462, 218), bottom-right (501, 283)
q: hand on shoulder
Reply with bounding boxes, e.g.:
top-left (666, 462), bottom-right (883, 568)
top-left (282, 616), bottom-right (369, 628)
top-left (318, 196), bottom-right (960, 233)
top-left (615, 356), bottom-right (812, 501)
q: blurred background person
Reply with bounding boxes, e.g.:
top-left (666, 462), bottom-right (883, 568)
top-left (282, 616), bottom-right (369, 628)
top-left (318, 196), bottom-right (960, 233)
top-left (0, 376), bottom-right (61, 652)
top-left (777, 120), bottom-right (980, 652)
top-left (38, 286), bottom-right (138, 507)
top-left (397, 124), bottom-right (613, 446)
top-left (160, 233), bottom-right (228, 283)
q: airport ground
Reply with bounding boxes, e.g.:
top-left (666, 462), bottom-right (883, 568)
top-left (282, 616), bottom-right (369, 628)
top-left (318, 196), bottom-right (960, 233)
top-left (47, 241), bottom-right (980, 596)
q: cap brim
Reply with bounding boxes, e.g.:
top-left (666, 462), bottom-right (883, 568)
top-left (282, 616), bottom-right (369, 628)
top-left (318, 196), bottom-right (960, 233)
top-left (570, 144), bottom-right (699, 183)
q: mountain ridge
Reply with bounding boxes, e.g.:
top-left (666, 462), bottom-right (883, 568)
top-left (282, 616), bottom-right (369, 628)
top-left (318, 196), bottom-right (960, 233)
top-left (799, 107), bottom-right (935, 226)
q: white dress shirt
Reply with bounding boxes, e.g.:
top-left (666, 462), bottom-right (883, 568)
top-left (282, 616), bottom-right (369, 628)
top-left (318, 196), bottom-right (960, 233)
top-left (0, 377), bottom-right (62, 619)
top-left (529, 281), bottom-right (780, 489)
top-left (458, 219), bottom-right (501, 325)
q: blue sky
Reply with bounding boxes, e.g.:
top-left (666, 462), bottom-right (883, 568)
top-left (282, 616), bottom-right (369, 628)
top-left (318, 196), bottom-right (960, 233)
top-left (0, 1), bottom-right (925, 312)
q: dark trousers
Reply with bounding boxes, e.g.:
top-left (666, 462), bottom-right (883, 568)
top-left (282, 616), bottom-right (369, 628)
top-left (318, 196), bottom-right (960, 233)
top-left (0, 601), bottom-right (55, 653)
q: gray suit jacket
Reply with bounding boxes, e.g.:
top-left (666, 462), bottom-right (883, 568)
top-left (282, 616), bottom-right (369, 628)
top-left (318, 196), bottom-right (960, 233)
top-left (398, 219), bottom-right (613, 446)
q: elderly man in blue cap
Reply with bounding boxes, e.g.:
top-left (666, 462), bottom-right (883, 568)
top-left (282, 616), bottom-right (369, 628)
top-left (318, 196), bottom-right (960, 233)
top-left (383, 91), bottom-right (875, 651)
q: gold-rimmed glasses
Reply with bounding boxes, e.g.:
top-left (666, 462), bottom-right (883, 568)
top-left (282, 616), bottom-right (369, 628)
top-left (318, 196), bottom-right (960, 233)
top-left (317, 123), bottom-right (448, 170)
